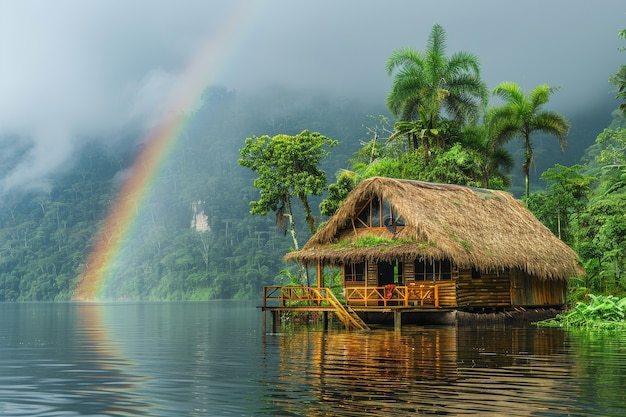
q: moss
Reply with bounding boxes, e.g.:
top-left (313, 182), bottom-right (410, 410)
top-left (353, 235), bottom-right (412, 248)
top-left (335, 235), bottom-right (413, 248)
top-left (441, 223), bottom-right (471, 252)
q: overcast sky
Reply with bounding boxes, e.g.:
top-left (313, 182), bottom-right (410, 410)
top-left (0, 0), bottom-right (624, 194)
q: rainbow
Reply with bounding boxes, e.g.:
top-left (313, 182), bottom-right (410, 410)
top-left (74, 3), bottom-right (262, 300)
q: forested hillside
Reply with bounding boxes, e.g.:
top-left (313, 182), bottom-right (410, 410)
top-left (0, 87), bottom-right (384, 300)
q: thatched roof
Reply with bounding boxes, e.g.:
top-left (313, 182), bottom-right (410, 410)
top-left (285, 177), bottom-right (584, 280)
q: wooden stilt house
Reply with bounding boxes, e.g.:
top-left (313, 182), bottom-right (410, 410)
top-left (263, 177), bottom-right (584, 329)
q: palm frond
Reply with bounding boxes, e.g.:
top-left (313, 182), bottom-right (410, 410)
top-left (385, 47), bottom-right (423, 76)
top-left (427, 24), bottom-right (447, 56)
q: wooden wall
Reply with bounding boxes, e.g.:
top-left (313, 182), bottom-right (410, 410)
top-left (436, 281), bottom-right (457, 307)
top-left (341, 261), bottom-right (566, 309)
top-left (403, 261), bottom-right (415, 284)
top-left (456, 268), bottom-right (511, 307)
top-left (510, 268), bottom-right (566, 306)
top-left (366, 262), bottom-right (378, 286)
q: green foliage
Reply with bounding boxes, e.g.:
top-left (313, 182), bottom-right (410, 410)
top-left (354, 144), bottom-right (485, 187)
top-left (335, 235), bottom-right (413, 249)
top-left (0, 87), bottom-right (376, 301)
top-left (488, 82), bottom-right (571, 199)
top-left (3, 27), bottom-right (626, 302)
top-left (526, 164), bottom-right (594, 247)
top-left (609, 28), bottom-right (626, 112)
top-left (537, 294), bottom-right (626, 330)
top-left (567, 122), bottom-right (626, 295)
top-left (594, 127), bottom-right (626, 166)
top-left (579, 195), bottom-right (626, 292)
top-left (319, 172), bottom-right (356, 217)
top-left (386, 24), bottom-right (488, 125)
top-left (239, 130), bottom-right (337, 236)
top-left (352, 235), bottom-right (411, 248)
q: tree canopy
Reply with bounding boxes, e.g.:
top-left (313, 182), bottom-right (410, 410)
top-left (238, 130), bottom-right (337, 249)
top-left (488, 82), bottom-right (571, 199)
top-left (386, 24), bottom-right (488, 126)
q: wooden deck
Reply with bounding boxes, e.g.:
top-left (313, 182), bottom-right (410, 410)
top-left (261, 285), bottom-right (455, 331)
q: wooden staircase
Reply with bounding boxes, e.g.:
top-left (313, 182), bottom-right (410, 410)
top-left (309, 287), bottom-right (369, 330)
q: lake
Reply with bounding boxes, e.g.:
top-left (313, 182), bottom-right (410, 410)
top-left (0, 301), bottom-right (624, 416)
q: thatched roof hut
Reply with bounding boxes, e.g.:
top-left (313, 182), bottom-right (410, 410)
top-left (286, 177), bottom-right (583, 281)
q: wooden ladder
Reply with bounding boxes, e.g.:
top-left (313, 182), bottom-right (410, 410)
top-left (309, 287), bottom-right (370, 331)
top-left (344, 305), bottom-right (370, 330)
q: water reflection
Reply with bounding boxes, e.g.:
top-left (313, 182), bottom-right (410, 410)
top-left (74, 303), bottom-right (150, 415)
top-left (567, 332), bottom-right (626, 415)
top-left (1, 302), bottom-right (625, 416)
top-left (0, 303), bottom-right (149, 416)
top-left (263, 326), bottom-right (626, 416)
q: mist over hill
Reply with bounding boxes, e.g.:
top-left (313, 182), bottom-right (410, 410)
top-left (0, 81), bottom-right (619, 300)
top-left (0, 88), bottom-right (383, 300)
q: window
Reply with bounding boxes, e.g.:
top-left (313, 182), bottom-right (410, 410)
top-left (414, 259), bottom-right (452, 281)
top-left (377, 261), bottom-right (404, 285)
top-left (471, 268), bottom-right (481, 279)
top-left (344, 263), bottom-right (365, 282)
top-left (355, 197), bottom-right (404, 229)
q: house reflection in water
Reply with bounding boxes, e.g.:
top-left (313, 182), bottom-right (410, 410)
top-left (265, 326), bottom-right (568, 416)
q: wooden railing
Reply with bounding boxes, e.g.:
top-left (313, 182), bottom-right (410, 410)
top-left (263, 285), bottom-right (330, 307)
top-left (345, 286), bottom-right (407, 307)
top-left (346, 284), bottom-right (440, 307)
top-left (262, 286), bottom-right (368, 330)
top-left (264, 284), bottom-right (443, 310)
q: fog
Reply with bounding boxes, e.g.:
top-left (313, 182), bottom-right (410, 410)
top-left (0, 0), bottom-right (624, 194)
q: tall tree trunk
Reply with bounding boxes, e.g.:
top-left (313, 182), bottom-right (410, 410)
top-left (524, 134), bottom-right (533, 199)
top-left (284, 196), bottom-right (299, 251)
top-left (524, 168), bottom-right (530, 200)
top-left (299, 193), bottom-right (316, 235)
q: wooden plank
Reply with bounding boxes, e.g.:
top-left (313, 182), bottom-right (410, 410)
top-left (367, 262), bottom-right (377, 287)
top-left (456, 268), bottom-right (511, 307)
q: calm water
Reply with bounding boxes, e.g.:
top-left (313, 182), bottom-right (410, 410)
top-left (0, 302), bottom-right (625, 416)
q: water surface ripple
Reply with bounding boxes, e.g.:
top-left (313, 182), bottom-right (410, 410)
top-left (0, 302), bottom-right (624, 416)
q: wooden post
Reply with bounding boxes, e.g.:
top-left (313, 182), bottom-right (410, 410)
top-left (322, 311), bottom-right (328, 331)
top-left (317, 262), bottom-right (323, 288)
top-left (262, 309), bottom-right (267, 334)
top-left (271, 310), bottom-right (279, 333)
top-left (394, 310), bottom-right (402, 331)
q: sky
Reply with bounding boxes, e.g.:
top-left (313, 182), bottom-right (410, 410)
top-left (0, 0), bottom-right (624, 195)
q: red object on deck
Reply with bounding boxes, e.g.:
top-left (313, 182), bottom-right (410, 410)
top-left (384, 284), bottom-right (396, 300)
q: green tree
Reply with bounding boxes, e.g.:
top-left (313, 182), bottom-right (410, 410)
top-left (387, 120), bottom-right (439, 162)
top-left (572, 123), bottom-right (626, 294)
top-left (319, 172), bottom-right (357, 217)
top-left (488, 82), bottom-right (571, 199)
top-left (238, 130), bottom-right (337, 249)
top-left (461, 123), bottom-right (513, 189)
top-left (584, 127), bottom-right (626, 193)
top-left (608, 28), bottom-right (626, 115)
top-left (385, 24), bottom-right (488, 160)
top-left (534, 164), bottom-right (595, 247)
top-left (578, 194), bottom-right (626, 293)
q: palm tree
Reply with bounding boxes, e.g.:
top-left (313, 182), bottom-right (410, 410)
top-left (387, 120), bottom-right (435, 156)
top-left (461, 124), bottom-right (514, 189)
top-left (386, 24), bottom-right (488, 160)
top-left (488, 82), bottom-right (570, 199)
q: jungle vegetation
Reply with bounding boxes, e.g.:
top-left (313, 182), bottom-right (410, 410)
top-left (0, 25), bottom-right (624, 301)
